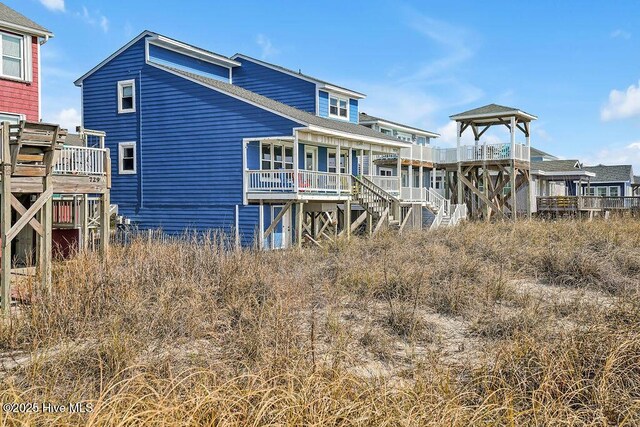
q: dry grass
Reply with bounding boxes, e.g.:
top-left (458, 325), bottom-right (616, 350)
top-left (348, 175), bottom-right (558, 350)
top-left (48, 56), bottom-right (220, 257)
top-left (1, 218), bottom-right (640, 425)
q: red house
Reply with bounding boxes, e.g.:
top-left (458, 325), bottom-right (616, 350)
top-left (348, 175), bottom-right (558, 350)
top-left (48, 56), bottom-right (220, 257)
top-left (0, 3), bottom-right (53, 123)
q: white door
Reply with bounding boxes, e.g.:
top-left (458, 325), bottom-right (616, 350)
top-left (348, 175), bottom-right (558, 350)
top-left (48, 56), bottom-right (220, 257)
top-left (270, 205), bottom-right (291, 249)
top-left (305, 146), bottom-right (318, 171)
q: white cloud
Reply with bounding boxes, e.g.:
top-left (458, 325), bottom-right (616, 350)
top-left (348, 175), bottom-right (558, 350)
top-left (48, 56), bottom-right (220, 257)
top-left (610, 29), bottom-right (631, 40)
top-left (39, 0), bottom-right (65, 12)
top-left (601, 80), bottom-right (640, 121)
top-left (256, 34), bottom-right (278, 59)
top-left (77, 6), bottom-right (109, 33)
top-left (582, 141), bottom-right (640, 172)
top-left (47, 107), bottom-right (81, 132)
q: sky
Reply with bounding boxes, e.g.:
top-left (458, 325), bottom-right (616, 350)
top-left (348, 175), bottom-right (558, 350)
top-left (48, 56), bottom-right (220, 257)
top-left (6, 0), bottom-right (640, 170)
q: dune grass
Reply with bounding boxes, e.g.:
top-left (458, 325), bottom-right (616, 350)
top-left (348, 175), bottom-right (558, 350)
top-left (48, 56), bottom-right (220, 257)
top-left (1, 218), bottom-right (640, 425)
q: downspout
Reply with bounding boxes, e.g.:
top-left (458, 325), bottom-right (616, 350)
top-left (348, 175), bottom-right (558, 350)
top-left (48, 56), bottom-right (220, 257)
top-left (138, 70), bottom-right (144, 211)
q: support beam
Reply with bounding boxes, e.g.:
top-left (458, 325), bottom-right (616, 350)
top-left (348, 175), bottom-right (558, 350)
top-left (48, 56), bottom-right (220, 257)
top-left (345, 200), bottom-right (351, 240)
top-left (1, 122), bottom-right (12, 314)
top-left (296, 202), bottom-right (303, 248)
top-left (263, 201), bottom-right (293, 240)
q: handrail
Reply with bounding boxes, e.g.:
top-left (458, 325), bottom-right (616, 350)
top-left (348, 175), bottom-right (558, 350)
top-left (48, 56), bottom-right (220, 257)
top-left (427, 187), bottom-right (450, 216)
top-left (53, 145), bottom-right (106, 175)
top-left (450, 203), bottom-right (467, 225)
top-left (430, 203), bottom-right (444, 230)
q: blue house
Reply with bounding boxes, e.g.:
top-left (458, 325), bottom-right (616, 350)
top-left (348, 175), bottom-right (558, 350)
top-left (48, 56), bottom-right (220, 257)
top-left (75, 31), bottom-right (413, 248)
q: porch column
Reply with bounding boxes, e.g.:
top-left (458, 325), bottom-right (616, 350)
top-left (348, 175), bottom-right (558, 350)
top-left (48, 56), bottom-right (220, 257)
top-left (345, 199), bottom-right (351, 240)
top-left (1, 122), bottom-right (11, 314)
top-left (407, 147), bottom-right (413, 200)
top-left (432, 166), bottom-right (436, 190)
top-left (525, 125), bottom-right (532, 219)
top-left (396, 149), bottom-right (402, 195)
top-left (337, 138), bottom-right (341, 192)
top-left (456, 121), bottom-right (463, 204)
top-left (419, 165), bottom-right (424, 198)
top-left (296, 202), bottom-right (303, 248)
top-left (293, 133), bottom-right (299, 193)
top-left (510, 116), bottom-right (517, 220)
top-left (259, 202), bottom-right (264, 249)
top-left (368, 145), bottom-right (373, 178)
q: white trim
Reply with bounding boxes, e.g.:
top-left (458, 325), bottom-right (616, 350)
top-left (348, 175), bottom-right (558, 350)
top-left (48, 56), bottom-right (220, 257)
top-left (300, 125), bottom-right (411, 148)
top-left (118, 141), bottom-right (137, 174)
top-left (117, 79), bottom-right (136, 114)
top-left (0, 111), bottom-right (24, 123)
top-left (328, 94), bottom-right (349, 121)
top-left (532, 170), bottom-right (595, 177)
top-left (358, 119), bottom-right (440, 138)
top-left (75, 30), bottom-right (154, 86)
top-left (0, 20), bottom-right (52, 39)
top-left (230, 53), bottom-right (366, 99)
top-left (148, 35), bottom-right (240, 68)
top-left (450, 110), bottom-right (538, 121)
top-left (0, 31), bottom-right (26, 81)
top-left (37, 38), bottom-right (41, 119)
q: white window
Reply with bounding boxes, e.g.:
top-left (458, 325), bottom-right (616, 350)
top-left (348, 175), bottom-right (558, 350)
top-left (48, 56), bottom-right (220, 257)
top-left (596, 187), bottom-right (607, 197)
top-left (117, 79), bottom-right (136, 114)
top-left (0, 111), bottom-right (23, 124)
top-left (1, 32), bottom-right (24, 80)
top-left (609, 186), bottom-right (620, 197)
top-left (329, 95), bottom-right (348, 120)
top-left (380, 127), bottom-right (393, 136)
top-left (583, 187), bottom-right (596, 196)
top-left (118, 142), bottom-right (136, 174)
top-left (328, 148), bottom-right (347, 174)
top-left (260, 143), bottom-right (293, 170)
top-left (379, 167), bottom-right (393, 177)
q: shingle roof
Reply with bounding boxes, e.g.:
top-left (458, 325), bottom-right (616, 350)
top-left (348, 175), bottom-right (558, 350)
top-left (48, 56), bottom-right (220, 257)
top-left (450, 103), bottom-right (537, 120)
top-left (530, 146), bottom-right (557, 160)
top-left (583, 165), bottom-right (634, 183)
top-left (531, 160), bottom-right (583, 173)
top-left (64, 134), bottom-right (85, 146)
top-left (231, 53), bottom-right (365, 98)
top-left (161, 66), bottom-right (406, 145)
top-left (0, 2), bottom-right (52, 36)
top-left (633, 175), bottom-right (640, 185)
top-left (358, 112), bottom-right (439, 137)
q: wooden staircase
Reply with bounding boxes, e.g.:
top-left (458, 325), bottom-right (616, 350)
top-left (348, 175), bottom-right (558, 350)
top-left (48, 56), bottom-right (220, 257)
top-left (351, 175), bottom-right (401, 234)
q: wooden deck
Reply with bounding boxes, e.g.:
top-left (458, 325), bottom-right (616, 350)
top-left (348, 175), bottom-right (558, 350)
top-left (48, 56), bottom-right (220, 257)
top-left (537, 196), bottom-right (640, 213)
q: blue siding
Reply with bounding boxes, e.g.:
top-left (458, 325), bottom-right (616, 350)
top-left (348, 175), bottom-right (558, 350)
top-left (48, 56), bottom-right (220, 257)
top-left (349, 99), bottom-right (358, 124)
top-left (318, 91), bottom-right (329, 117)
top-left (82, 35), bottom-right (301, 244)
top-left (318, 146), bottom-right (327, 172)
top-left (351, 149), bottom-right (358, 174)
top-left (148, 44), bottom-right (230, 81)
top-left (232, 58), bottom-right (316, 113)
top-left (247, 141), bottom-right (260, 169)
top-left (298, 143), bottom-right (305, 167)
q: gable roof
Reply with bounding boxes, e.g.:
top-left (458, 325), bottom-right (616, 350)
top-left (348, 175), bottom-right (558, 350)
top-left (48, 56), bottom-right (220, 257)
top-left (530, 146), bottom-right (557, 160)
top-left (0, 2), bottom-right (52, 38)
top-left (230, 53), bottom-right (366, 99)
top-left (450, 103), bottom-right (537, 121)
top-left (583, 164), bottom-right (634, 183)
top-left (156, 65), bottom-right (407, 147)
top-left (531, 160), bottom-right (582, 172)
top-left (358, 112), bottom-right (439, 138)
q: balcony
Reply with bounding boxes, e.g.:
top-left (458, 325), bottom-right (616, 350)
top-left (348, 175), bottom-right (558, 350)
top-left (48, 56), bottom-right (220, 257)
top-left (53, 146), bottom-right (107, 176)
top-left (378, 142), bottom-right (531, 166)
top-left (245, 170), bottom-right (352, 201)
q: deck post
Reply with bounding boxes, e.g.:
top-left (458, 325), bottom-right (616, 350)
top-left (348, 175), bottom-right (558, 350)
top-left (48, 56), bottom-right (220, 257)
top-left (525, 127), bottom-right (532, 220)
top-left (41, 177), bottom-right (52, 292)
top-left (81, 194), bottom-right (89, 250)
top-left (396, 148), bottom-right (402, 197)
top-left (99, 190), bottom-right (110, 260)
top-left (258, 201), bottom-right (264, 249)
top-left (407, 146), bottom-right (413, 199)
top-left (345, 199), bottom-right (351, 240)
top-left (368, 145), bottom-right (373, 178)
top-left (296, 202), bottom-right (303, 248)
top-left (419, 166), bottom-right (424, 199)
top-left (1, 122), bottom-right (12, 314)
top-left (293, 133), bottom-right (299, 193)
top-left (456, 122), bottom-right (463, 205)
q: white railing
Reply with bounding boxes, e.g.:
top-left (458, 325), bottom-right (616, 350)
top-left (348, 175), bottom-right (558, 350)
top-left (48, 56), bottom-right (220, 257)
top-left (246, 170), bottom-right (350, 195)
top-left (400, 186), bottom-right (425, 202)
top-left (450, 203), bottom-right (467, 226)
top-left (400, 145), bottom-right (434, 163)
top-left (246, 170), bottom-right (295, 192)
top-left (430, 204), bottom-right (445, 230)
top-left (398, 143), bottom-right (530, 164)
top-left (371, 175), bottom-right (399, 195)
top-left (53, 146), bottom-right (106, 175)
top-left (427, 187), bottom-right (450, 215)
top-left (298, 170), bottom-right (351, 194)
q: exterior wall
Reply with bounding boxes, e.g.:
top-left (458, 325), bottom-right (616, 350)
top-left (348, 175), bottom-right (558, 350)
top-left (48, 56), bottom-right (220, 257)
top-left (82, 35), bottom-right (301, 245)
top-left (231, 58), bottom-right (316, 113)
top-left (349, 99), bottom-right (358, 124)
top-left (579, 182), bottom-right (626, 197)
top-left (147, 44), bottom-right (230, 82)
top-left (0, 35), bottom-right (38, 121)
top-left (318, 90), bottom-right (328, 117)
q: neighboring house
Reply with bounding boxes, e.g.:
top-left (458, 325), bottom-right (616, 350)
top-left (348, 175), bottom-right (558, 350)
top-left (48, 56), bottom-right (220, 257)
top-left (0, 2), bottom-right (52, 123)
top-left (530, 159), bottom-right (594, 197)
top-left (581, 165), bottom-right (635, 197)
top-left (358, 112), bottom-right (440, 196)
top-left (530, 147), bottom-right (558, 162)
top-left (76, 31), bottom-right (409, 248)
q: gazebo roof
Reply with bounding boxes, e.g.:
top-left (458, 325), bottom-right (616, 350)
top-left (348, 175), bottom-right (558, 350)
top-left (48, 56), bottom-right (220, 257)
top-left (450, 103), bottom-right (537, 122)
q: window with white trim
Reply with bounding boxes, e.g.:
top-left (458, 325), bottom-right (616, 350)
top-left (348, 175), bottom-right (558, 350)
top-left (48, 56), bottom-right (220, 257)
top-left (379, 167), bottom-right (393, 177)
top-left (260, 143), bottom-right (293, 170)
top-left (609, 186), bottom-right (620, 197)
top-left (118, 142), bottom-right (136, 174)
top-left (117, 79), bottom-right (136, 113)
top-left (0, 112), bottom-right (22, 124)
top-left (1, 32), bottom-right (24, 80)
top-left (329, 95), bottom-right (348, 119)
top-left (327, 148), bottom-right (347, 174)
